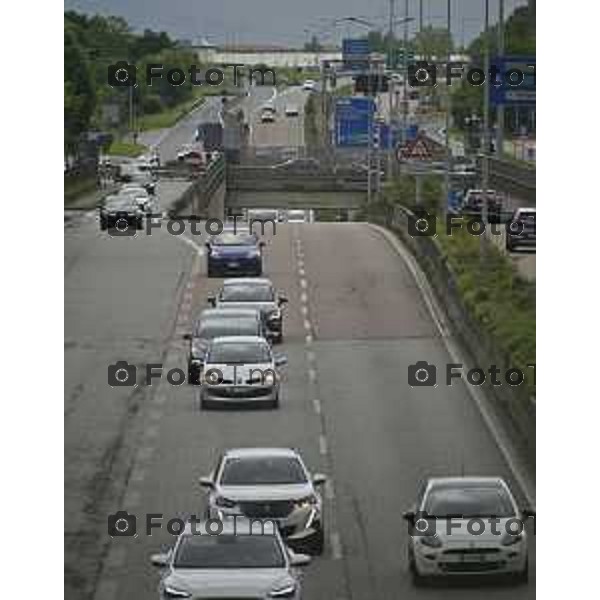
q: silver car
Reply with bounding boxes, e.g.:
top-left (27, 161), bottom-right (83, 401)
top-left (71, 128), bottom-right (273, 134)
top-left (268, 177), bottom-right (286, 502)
top-left (151, 518), bottom-right (310, 599)
top-left (404, 477), bottom-right (533, 585)
top-left (199, 336), bottom-right (287, 409)
top-left (200, 448), bottom-right (327, 555)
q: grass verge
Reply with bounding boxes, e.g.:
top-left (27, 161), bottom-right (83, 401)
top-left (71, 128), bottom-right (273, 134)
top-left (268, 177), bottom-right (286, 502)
top-left (435, 224), bottom-right (536, 396)
top-left (106, 140), bottom-right (148, 157)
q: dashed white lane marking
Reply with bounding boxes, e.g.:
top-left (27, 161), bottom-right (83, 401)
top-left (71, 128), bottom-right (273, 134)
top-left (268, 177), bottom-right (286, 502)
top-left (312, 398), bottom-right (322, 415)
top-left (306, 349), bottom-right (315, 363)
top-left (331, 531), bottom-right (343, 560)
top-left (94, 579), bottom-right (118, 600)
top-left (308, 368), bottom-right (317, 383)
top-left (305, 334), bottom-right (313, 344)
top-left (299, 278), bottom-right (307, 290)
top-left (303, 319), bottom-right (311, 331)
top-left (319, 435), bottom-right (328, 455)
top-left (298, 267), bottom-right (306, 278)
top-left (301, 305), bottom-right (308, 316)
top-left (325, 479), bottom-right (336, 501)
top-left (300, 292), bottom-right (308, 304)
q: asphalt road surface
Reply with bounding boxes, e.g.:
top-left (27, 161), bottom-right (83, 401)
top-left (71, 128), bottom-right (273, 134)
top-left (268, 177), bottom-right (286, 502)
top-left (249, 85), bottom-right (309, 148)
top-left (66, 216), bottom-right (535, 600)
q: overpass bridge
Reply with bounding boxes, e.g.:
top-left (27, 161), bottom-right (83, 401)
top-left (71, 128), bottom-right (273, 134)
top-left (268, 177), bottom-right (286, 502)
top-left (225, 165), bottom-right (367, 210)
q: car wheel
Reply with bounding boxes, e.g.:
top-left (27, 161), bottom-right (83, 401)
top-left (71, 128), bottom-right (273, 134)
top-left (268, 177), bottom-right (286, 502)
top-left (271, 393), bottom-right (280, 409)
top-left (100, 222), bottom-right (107, 231)
top-left (310, 528), bottom-right (325, 555)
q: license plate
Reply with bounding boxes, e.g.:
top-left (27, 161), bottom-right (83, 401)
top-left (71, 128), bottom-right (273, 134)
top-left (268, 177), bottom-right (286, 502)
top-left (228, 262), bottom-right (239, 268)
top-left (462, 553), bottom-right (486, 562)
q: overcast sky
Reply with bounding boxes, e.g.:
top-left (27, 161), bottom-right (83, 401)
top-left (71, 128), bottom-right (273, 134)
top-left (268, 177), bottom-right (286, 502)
top-left (64, 0), bottom-right (528, 47)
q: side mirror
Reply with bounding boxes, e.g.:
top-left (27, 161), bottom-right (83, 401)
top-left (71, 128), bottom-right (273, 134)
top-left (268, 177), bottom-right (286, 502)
top-left (199, 476), bottom-right (214, 489)
top-left (182, 333), bottom-right (192, 341)
top-left (278, 294), bottom-right (288, 305)
top-left (207, 294), bottom-right (216, 307)
top-left (150, 553), bottom-right (170, 568)
top-left (402, 510), bottom-right (415, 523)
top-left (259, 240), bottom-right (266, 248)
top-left (312, 473), bottom-right (327, 486)
top-left (289, 552), bottom-right (311, 567)
top-left (522, 508), bottom-right (536, 519)
top-left (274, 354), bottom-right (288, 367)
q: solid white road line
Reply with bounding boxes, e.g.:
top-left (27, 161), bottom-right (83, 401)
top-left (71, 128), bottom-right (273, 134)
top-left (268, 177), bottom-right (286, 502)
top-left (330, 532), bottom-right (343, 560)
top-left (319, 435), bottom-right (328, 455)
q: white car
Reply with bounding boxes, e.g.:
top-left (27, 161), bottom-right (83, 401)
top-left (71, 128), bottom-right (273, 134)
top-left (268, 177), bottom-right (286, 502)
top-left (120, 185), bottom-right (155, 213)
top-left (404, 477), bottom-right (533, 585)
top-left (199, 336), bottom-right (287, 409)
top-left (303, 80), bottom-right (316, 91)
top-left (285, 105), bottom-right (300, 117)
top-left (286, 210), bottom-right (308, 224)
top-left (260, 108), bottom-right (275, 123)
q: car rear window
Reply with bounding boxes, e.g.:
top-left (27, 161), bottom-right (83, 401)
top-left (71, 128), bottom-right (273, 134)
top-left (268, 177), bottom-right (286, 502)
top-left (195, 318), bottom-right (258, 338)
top-left (221, 285), bottom-right (274, 302)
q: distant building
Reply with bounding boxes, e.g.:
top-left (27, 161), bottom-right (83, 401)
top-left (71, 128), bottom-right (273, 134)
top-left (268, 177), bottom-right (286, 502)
top-left (192, 41), bottom-right (341, 68)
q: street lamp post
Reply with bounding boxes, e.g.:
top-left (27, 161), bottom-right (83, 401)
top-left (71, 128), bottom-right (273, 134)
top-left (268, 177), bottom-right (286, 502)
top-left (443, 0), bottom-right (451, 220)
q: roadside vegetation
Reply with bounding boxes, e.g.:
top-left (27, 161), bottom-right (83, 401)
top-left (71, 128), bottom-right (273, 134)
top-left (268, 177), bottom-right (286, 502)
top-left (106, 140), bottom-right (147, 157)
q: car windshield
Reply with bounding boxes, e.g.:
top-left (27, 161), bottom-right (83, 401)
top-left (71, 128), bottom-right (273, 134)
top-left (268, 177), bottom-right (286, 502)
top-left (195, 319), bottom-right (257, 339)
top-left (221, 456), bottom-right (307, 485)
top-left (221, 285), bottom-right (274, 302)
top-left (207, 341), bottom-right (271, 364)
top-left (424, 486), bottom-right (515, 518)
top-left (212, 233), bottom-right (256, 246)
top-left (173, 534), bottom-right (284, 569)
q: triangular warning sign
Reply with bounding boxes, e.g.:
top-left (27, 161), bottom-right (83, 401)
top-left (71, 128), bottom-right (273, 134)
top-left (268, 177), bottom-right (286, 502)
top-left (407, 138), bottom-right (431, 160)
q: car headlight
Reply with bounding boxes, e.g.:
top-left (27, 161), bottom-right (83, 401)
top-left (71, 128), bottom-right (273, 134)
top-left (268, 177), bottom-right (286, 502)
top-left (215, 496), bottom-right (236, 509)
top-left (264, 372), bottom-right (276, 386)
top-left (296, 495), bottom-right (317, 508)
top-left (420, 534), bottom-right (442, 548)
top-left (163, 585), bottom-right (192, 598)
top-left (501, 532), bottom-right (524, 546)
top-left (269, 582), bottom-right (297, 597)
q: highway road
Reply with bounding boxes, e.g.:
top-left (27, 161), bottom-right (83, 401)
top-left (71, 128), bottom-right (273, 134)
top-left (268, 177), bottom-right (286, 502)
top-left (66, 86), bottom-right (535, 600)
top-left (249, 85), bottom-right (309, 149)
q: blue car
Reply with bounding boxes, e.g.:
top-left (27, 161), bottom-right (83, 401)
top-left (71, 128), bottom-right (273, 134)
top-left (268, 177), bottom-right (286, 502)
top-left (205, 231), bottom-right (265, 277)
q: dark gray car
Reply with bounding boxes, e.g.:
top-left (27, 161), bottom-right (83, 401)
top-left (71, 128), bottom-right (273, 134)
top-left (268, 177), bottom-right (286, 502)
top-left (208, 279), bottom-right (288, 343)
top-left (183, 308), bottom-right (267, 384)
top-left (151, 518), bottom-right (310, 599)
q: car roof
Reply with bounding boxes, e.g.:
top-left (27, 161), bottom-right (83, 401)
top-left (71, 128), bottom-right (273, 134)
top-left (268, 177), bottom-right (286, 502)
top-left (199, 308), bottom-right (261, 320)
top-left (426, 476), bottom-right (507, 490)
top-left (210, 335), bottom-right (268, 345)
top-left (180, 516), bottom-right (278, 536)
top-left (224, 447), bottom-right (300, 459)
top-left (223, 278), bottom-right (273, 287)
top-left (516, 207), bottom-right (536, 213)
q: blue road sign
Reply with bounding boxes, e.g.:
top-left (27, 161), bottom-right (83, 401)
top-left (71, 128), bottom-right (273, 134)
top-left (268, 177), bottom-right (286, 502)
top-left (342, 38), bottom-right (370, 71)
top-left (490, 55), bottom-right (536, 106)
top-left (334, 97), bottom-right (374, 147)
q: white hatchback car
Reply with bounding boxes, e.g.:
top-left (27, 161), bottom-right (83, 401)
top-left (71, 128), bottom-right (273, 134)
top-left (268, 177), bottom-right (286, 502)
top-left (404, 477), bottom-right (533, 585)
